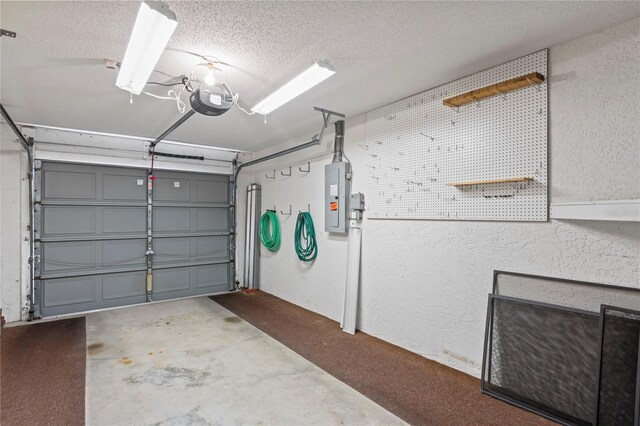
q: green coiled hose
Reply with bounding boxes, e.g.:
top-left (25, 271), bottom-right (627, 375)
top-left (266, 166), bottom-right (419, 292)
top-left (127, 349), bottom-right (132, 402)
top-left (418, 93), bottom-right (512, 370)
top-left (259, 210), bottom-right (281, 252)
top-left (294, 211), bottom-right (317, 262)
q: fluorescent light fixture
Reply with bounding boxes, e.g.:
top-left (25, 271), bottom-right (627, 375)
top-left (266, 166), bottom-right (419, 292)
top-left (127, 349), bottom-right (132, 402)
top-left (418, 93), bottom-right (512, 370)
top-left (251, 60), bottom-right (335, 115)
top-left (116, 1), bottom-right (177, 95)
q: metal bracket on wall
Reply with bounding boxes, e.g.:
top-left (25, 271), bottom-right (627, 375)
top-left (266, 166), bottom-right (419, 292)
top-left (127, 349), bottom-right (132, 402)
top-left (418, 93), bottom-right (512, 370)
top-left (265, 170), bottom-right (276, 179)
top-left (299, 204), bottom-right (311, 213)
top-left (299, 162), bottom-right (310, 173)
top-left (0, 28), bottom-right (17, 38)
top-left (280, 166), bottom-right (291, 176)
top-left (280, 205), bottom-right (292, 216)
top-left (313, 107), bottom-right (346, 138)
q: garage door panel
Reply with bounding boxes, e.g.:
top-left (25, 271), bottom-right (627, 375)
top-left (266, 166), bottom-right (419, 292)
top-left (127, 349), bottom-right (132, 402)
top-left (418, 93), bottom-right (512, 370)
top-left (153, 268), bottom-right (191, 293)
top-left (102, 207), bottom-right (146, 233)
top-left (42, 276), bottom-right (96, 307)
top-left (153, 238), bottom-right (191, 264)
top-left (153, 236), bottom-right (229, 266)
top-left (194, 208), bottom-right (229, 232)
top-left (42, 206), bottom-right (146, 238)
top-left (194, 179), bottom-right (228, 204)
top-left (152, 171), bottom-right (229, 205)
top-left (41, 239), bottom-right (146, 275)
top-left (153, 208), bottom-right (190, 233)
top-left (153, 207), bottom-right (229, 234)
top-left (103, 174), bottom-right (146, 200)
top-left (103, 239), bottom-right (147, 267)
top-left (43, 206), bottom-right (97, 235)
top-left (102, 272), bottom-right (147, 301)
top-left (43, 170), bottom-right (96, 200)
top-left (41, 241), bottom-right (96, 273)
top-left (40, 271), bottom-right (148, 316)
top-left (41, 162), bottom-right (147, 204)
top-left (194, 236), bottom-right (229, 261)
top-left (153, 177), bottom-right (190, 202)
top-left (194, 264), bottom-right (229, 288)
top-left (151, 265), bottom-right (229, 301)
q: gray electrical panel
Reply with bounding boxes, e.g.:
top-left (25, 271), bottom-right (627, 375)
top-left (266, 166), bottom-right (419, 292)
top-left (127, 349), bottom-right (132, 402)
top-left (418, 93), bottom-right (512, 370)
top-left (325, 162), bottom-right (351, 233)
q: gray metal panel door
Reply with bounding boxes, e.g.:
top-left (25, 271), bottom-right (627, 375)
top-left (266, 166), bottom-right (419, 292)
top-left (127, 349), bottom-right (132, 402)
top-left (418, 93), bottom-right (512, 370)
top-left (151, 170), bottom-right (231, 301)
top-left (36, 162), bottom-right (231, 317)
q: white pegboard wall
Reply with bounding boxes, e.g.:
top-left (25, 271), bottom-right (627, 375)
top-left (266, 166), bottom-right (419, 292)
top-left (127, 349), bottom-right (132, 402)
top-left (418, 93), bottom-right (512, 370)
top-left (366, 50), bottom-right (548, 221)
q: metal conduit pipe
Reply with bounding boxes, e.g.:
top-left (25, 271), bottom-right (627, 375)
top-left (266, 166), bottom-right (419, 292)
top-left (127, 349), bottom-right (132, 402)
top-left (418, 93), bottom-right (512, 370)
top-left (332, 120), bottom-right (345, 163)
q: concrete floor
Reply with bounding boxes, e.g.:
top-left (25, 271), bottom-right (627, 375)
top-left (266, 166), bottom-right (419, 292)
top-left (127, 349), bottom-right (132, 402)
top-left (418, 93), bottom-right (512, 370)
top-left (86, 297), bottom-right (405, 425)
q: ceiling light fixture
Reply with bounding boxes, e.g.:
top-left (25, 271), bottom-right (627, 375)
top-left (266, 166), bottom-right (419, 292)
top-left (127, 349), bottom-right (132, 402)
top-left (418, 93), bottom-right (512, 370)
top-left (251, 60), bottom-right (336, 115)
top-left (116, 1), bottom-right (177, 95)
top-left (204, 64), bottom-right (216, 86)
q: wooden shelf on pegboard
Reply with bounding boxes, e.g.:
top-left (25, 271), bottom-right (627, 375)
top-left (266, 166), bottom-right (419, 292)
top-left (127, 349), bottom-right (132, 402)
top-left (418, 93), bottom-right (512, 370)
top-left (443, 72), bottom-right (544, 107)
top-left (446, 177), bottom-right (533, 187)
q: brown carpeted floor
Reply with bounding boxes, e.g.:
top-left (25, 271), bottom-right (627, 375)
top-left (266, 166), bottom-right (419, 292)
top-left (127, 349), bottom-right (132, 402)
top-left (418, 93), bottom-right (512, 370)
top-left (212, 291), bottom-right (552, 426)
top-left (1, 318), bottom-right (86, 426)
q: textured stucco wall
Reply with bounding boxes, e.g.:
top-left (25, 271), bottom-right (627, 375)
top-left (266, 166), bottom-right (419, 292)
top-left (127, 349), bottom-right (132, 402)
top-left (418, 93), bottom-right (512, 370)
top-left (550, 18), bottom-right (640, 201)
top-left (237, 18), bottom-right (640, 376)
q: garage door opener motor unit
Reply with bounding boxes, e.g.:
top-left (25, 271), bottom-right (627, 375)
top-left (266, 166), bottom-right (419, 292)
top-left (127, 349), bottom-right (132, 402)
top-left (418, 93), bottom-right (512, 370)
top-left (149, 86), bottom-right (234, 154)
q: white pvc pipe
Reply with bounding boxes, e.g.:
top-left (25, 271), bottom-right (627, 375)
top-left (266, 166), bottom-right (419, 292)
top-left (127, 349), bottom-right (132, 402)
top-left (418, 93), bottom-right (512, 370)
top-left (341, 220), bottom-right (362, 334)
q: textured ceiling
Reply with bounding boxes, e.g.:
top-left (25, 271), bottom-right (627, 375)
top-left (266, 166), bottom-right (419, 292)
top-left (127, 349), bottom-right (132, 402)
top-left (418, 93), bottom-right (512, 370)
top-left (1, 1), bottom-right (638, 151)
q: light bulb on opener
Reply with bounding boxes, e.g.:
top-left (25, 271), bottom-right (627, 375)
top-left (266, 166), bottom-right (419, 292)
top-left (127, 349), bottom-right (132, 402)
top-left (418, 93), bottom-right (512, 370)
top-left (205, 63), bottom-right (216, 85)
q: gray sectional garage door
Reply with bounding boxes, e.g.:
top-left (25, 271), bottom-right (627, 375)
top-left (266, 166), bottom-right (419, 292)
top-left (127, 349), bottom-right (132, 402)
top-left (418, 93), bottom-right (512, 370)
top-left (35, 162), bottom-right (232, 317)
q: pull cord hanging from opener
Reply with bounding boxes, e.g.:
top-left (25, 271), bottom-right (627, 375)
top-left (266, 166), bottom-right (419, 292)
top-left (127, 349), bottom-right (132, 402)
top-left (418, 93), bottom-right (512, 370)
top-left (259, 210), bottom-right (281, 252)
top-left (294, 211), bottom-right (317, 262)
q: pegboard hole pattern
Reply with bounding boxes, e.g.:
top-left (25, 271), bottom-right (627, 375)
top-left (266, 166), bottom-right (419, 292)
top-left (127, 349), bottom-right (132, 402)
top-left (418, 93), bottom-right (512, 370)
top-left (366, 50), bottom-right (548, 221)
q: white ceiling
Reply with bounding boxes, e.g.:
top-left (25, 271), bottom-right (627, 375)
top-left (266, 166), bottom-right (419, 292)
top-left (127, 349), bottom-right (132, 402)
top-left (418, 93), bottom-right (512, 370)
top-left (1, 1), bottom-right (638, 152)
